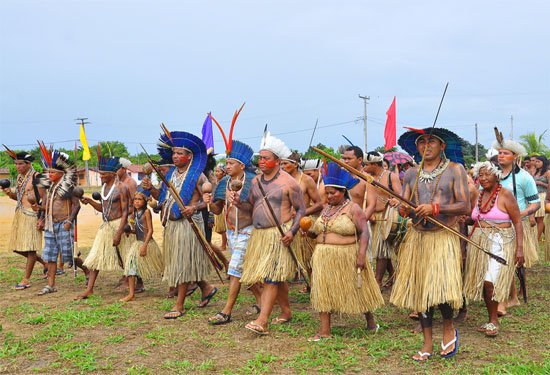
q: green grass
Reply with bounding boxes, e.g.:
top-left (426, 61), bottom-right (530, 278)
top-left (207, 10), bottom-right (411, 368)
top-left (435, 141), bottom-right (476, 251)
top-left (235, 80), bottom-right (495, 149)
top-left (48, 340), bottom-right (97, 372)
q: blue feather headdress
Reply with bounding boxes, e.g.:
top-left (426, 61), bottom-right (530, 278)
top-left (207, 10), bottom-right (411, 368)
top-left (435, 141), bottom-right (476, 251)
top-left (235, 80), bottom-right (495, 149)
top-left (156, 124), bottom-right (207, 217)
top-left (135, 185), bottom-right (151, 198)
top-left (398, 127), bottom-right (464, 165)
top-left (322, 162), bottom-right (359, 190)
top-left (95, 143), bottom-right (121, 172)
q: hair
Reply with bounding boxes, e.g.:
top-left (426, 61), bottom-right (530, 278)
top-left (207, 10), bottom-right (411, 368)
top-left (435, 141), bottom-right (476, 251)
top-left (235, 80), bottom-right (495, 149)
top-left (345, 146), bottom-right (364, 160)
top-left (203, 154), bottom-right (217, 175)
top-left (134, 192), bottom-right (148, 208)
top-left (534, 155), bottom-right (548, 175)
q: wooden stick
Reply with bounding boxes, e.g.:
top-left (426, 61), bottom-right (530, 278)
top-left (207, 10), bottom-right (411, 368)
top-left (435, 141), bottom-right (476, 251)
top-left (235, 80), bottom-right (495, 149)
top-left (312, 147), bottom-right (507, 265)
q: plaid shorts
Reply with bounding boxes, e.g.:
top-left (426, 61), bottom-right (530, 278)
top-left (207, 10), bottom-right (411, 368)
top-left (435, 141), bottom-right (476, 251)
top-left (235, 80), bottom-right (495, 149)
top-left (42, 222), bottom-right (74, 264)
top-left (226, 225), bottom-right (252, 278)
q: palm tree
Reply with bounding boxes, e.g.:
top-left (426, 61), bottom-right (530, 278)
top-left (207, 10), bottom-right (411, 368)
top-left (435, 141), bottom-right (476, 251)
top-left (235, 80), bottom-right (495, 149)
top-left (519, 130), bottom-right (549, 157)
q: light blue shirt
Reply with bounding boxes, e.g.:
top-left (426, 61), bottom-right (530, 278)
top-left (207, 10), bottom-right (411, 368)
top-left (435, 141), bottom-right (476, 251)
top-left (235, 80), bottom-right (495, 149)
top-left (500, 168), bottom-right (539, 211)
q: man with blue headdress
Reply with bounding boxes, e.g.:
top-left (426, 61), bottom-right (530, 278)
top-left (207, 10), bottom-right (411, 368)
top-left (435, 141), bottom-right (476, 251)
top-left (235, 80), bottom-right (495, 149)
top-left (76, 155), bottom-right (129, 300)
top-left (146, 129), bottom-right (216, 319)
top-left (391, 127), bottom-right (470, 361)
top-left (203, 139), bottom-right (262, 325)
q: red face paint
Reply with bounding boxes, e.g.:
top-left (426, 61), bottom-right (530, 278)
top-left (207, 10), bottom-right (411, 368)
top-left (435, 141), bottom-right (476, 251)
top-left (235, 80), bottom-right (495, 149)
top-left (264, 159), bottom-right (277, 169)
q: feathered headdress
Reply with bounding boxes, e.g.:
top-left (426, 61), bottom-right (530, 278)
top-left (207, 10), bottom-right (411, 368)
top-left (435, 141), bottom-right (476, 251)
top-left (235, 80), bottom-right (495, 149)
top-left (365, 151), bottom-right (384, 163)
top-left (472, 161), bottom-right (504, 180)
top-left (282, 151), bottom-right (301, 165)
top-left (37, 140), bottom-right (77, 198)
top-left (135, 185), bottom-right (151, 198)
top-left (3, 144), bottom-right (34, 162)
top-left (398, 127), bottom-right (465, 164)
top-left (156, 124), bottom-right (207, 214)
top-left (302, 159), bottom-right (321, 170)
top-left (492, 127), bottom-right (527, 157)
top-left (259, 131), bottom-right (291, 159)
top-left (322, 162), bottom-right (359, 190)
top-left (96, 144), bottom-right (122, 173)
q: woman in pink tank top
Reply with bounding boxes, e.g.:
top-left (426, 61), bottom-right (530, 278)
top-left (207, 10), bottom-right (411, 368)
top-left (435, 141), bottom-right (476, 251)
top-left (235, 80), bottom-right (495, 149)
top-left (463, 161), bottom-right (524, 337)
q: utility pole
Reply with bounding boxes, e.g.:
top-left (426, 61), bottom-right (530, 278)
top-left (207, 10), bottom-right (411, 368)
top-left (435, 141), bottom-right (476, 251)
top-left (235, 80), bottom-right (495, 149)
top-left (510, 115), bottom-right (514, 139)
top-left (75, 118), bottom-right (91, 186)
top-left (474, 123), bottom-right (479, 163)
top-left (358, 95), bottom-right (370, 152)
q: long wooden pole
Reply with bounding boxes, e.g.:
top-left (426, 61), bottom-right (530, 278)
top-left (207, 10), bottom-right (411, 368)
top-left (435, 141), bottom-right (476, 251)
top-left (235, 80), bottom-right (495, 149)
top-left (312, 147), bottom-right (507, 265)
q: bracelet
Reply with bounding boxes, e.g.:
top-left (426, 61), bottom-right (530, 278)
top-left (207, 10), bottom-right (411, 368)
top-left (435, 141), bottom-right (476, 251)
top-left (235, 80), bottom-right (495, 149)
top-left (431, 203), bottom-right (440, 216)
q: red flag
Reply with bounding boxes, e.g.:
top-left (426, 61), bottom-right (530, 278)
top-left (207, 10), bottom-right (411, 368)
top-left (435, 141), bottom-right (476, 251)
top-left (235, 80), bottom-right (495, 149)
top-left (384, 96), bottom-right (396, 150)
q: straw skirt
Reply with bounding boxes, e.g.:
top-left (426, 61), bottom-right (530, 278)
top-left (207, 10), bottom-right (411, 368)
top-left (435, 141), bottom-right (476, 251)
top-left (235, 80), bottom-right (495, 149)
top-left (240, 222), bottom-right (296, 284)
top-left (294, 219), bottom-right (316, 273)
top-left (83, 219), bottom-right (124, 272)
top-left (311, 243), bottom-right (384, 314)
top-left (370, 211), bottom-right (392, 259)
top-left (163, 214), bottom-right (211, 287)
top-left (124, 239), bottom-right (164, 279)
top-left (390, 227), bottom-right (463, 312)
top-left (463, 226), bottom-right (516, 302)
top-left (6, 209), bottom-right (42, 253)
top-left (522, 219), bottom-right (539, 268)
top-left (213, 210), bottom-right (226, 233)
top-left (534, 193), bottom-right (546, 217)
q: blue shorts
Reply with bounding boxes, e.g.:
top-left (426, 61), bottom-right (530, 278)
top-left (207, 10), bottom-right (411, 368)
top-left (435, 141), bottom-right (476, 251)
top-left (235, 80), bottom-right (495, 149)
top-left (226, 226), bottom-right (252, 278)
top-left (42, 222), bottom-right (74, 265)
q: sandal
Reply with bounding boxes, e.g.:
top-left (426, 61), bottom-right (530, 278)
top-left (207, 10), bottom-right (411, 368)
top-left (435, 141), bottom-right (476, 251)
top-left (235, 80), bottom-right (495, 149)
top-left (198, 287), bottom-right (218, 308)
top-left (38, 285), bottom-right (57, 295)
top-left (208, 312), bottom-right (231, 325)
top-left (14, 283), bottom-right (31, 290)
top-left (412, 351), bottom-right (432, 362)
top-left (245, 304), bottom-right (261, 316)
top-left (440, 329), bottom-right (459, 358)
top-left (307, 334), bottom-right (332, 342)
top-left (163, 310), bottom-right (185, 319)
top-left (477, 323), bottom-right (490, 333)
top-left (185, 284), bottom-right (198, 297)
top-left (484, 323), bottom-right (499, 337)
top-left (245, 321), bottom-right (269, 336)
top-left (271, 317), bottom-right (291, 325)
top-left (366, 323), bottom-right (380, 334)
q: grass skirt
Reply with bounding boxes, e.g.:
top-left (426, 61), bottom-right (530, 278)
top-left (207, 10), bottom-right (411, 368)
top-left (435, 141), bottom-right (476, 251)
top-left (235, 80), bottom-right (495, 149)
top-left (240, 222), bottom-right (296, 284)
top-left (118, 233), bottom-right (135, 261)
top-left (6, 209), bottom-right (42, 253)
top-left (545, 214), bottom-right (550, 261)
top-left (163, 214), bottom-right (211, 287)
top-left (294, 222), bottom-right (316, 273)
top-left (213, 209), bottom-right (226, 233)
top-left (463, 226), bottom-right (516, 302)
top-left (311, 243), bottom-right (384, 314)
top-left (124, 239), bottom-right (164, 279)
top-left (390, 227), bottom-right (463, 312)
top-left (370, 211), bottom-right (393, 259)
top-left (535, 193), bottom-right (546, 217)
top-left (522, 219), bottom-right (539, 268)
top-left (83, 219), bottom-right (124, 272)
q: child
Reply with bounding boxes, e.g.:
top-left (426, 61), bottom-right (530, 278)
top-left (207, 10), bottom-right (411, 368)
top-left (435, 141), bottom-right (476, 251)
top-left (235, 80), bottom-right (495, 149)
top-left (120, 187), bottom-right (164, 302)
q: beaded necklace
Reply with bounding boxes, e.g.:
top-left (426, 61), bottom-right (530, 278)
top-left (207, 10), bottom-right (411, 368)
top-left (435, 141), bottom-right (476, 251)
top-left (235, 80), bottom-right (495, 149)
top-left (477, 183), bottom-right (502, 215)
top-left (321, 198), bottom-right (350, 243)
top-left (418, 158), bottom-right (449, 183)
top-left (16, 167), bottom-right (34, 209)
top-left (413, 161), bottom-right (445, 227)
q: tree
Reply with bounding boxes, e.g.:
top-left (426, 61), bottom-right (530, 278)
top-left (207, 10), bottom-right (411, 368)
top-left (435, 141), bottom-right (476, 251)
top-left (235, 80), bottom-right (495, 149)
top-left (519, 131), bottom-right (549, 157)
top-left (374, 146), bottom-right (397, 154)
top-left (460, 138), bottom-right (488, 167)
top-left (302, 143), bottom-right (340, 160)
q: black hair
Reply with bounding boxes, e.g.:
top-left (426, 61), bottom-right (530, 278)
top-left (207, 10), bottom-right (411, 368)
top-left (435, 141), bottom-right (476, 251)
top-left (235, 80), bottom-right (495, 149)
top-left (203, 154), bottom-right (217, 175)
top-left (534, 155), bottom-right (548, 175)
top-left (345, 146), bottom-right (364, 160)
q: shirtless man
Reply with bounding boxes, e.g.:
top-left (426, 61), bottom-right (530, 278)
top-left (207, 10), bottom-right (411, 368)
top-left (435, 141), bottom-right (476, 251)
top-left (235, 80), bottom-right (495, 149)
top-left (239, 132), bottom-right (306, 335)
top-left (341, 145), bottom-right (378, 330)
top-left (391, 128), bottom-right (470, 361)
top-left (363, 151), bottom-right (402, 287)
top-left (37, 150), bottom-right (80, 295)
top-left (76, 157), bottom-right (128, 300)
top-left (1, 150), bottom-right (46, 290)
top-left (145, 130), bottom-right (217, 319)
top-left (204, 140), bottom-right (262, 325)
top-left (281, 151), bottom-right (323, 287)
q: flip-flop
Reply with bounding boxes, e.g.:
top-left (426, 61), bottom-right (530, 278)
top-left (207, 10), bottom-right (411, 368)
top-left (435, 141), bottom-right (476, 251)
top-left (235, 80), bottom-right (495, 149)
top-left (185, 284), bottom-right (198, 297)
top-left (198, 287), bottom-right (218, 308)
top-left (477, 323), bottom-right (490, 333)
top-left (245, 321), bottom-right (269, 336)
top-left (38, 285), bottom-right (57, 295)
top-left (307, 334), bottom-right (332, 342)
top-left (208, 312), bottom-right (231, 325)
top-left (245, 304), bottom-right (261, 316)
top-left (441, 329), bottom-right (459, 358)
top-left (14, 283), bottom-right (31, 290)
top-left (412, 351), bottom-right (432, 362)
top-left (366, 323), bottom-right (380, 334)
top-left (164, 310), bottom-right (185, 319)
top-left (484, 323), bottom-right (499, 337)
top-left (271, 317), bottom-right (291, 325)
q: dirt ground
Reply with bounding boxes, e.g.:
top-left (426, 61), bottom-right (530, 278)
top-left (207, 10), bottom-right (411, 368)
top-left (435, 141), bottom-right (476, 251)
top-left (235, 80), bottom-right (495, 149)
top-left (0, 195), bottom-right (549, 374)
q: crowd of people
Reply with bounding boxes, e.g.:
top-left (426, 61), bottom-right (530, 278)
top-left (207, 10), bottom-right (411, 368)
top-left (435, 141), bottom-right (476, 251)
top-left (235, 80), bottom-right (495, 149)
top-left (2, 115), bottom-right (548, 361)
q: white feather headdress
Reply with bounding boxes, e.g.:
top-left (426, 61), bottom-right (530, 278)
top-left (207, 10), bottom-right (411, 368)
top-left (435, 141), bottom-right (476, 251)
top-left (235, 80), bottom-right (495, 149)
top-left (491, 139), bottom-right (527, 157)
top-left (302, 159), bottom-right (321, 170)
top-left (259, 131), bottom-right (291, 159)
top-left (472, 161), bottom-right (503, 180)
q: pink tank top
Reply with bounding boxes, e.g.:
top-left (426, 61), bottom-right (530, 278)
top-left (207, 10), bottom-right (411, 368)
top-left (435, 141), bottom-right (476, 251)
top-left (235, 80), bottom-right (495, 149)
top-left (471, 193), bottom-right (510, 223)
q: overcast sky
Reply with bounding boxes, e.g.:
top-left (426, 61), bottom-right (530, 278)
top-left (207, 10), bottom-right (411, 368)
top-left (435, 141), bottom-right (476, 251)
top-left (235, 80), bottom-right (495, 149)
top-left (1, 0), bottom-right (548, 156)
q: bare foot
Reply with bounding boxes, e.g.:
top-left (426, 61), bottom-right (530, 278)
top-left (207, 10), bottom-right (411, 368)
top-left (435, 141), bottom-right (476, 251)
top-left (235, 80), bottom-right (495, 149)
top-left (119, 295), bottom-right (135, 302)
top-left (506, 299), bottom-right (520, 308)
top-left (410, 323), bottom-right (422, 334)
top-left (74, 291), bottom-right (93, 300)
top-left (454, 309), bottom-right (468, 323)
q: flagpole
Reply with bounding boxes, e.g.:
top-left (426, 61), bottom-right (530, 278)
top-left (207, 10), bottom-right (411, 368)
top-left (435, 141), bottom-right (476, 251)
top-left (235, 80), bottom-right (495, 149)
top-left (75, 118), bottom-right (91, 186)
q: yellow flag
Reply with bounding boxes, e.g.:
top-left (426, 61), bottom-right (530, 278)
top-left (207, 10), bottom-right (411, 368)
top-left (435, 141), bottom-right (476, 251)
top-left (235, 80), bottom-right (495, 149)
top-left (80, 124), bottom-right (91, 161)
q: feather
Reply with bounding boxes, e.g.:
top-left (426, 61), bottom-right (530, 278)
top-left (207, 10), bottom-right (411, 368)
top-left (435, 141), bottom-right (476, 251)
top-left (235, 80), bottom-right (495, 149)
top-left (160, 123), bottom-right (173, 144)
top-left (227, 102), bottom-right (245, 153)
top-left (341, 135), bottom-right (355, 147)
top-left (209, 113), bottom-right (229, 151)
top-left (404, 127), bottom-right (425, 134)
top-left (37, 140), bottom-right (52, 168)
top-left (494, 127), bottom-right (504, 147)
top-left (3, 144), bottom-right (17, 160)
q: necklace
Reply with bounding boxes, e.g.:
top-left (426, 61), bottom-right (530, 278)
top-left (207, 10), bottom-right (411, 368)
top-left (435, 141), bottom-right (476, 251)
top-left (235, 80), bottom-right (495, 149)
top-left (16, 168), bottom-right (34, 208)
top-left (418, 158), bottom-right (450, 183)
top-left (101, 182), bottom-right (116, 200)
top-left (477, 184), bottom-right (502, 214)
top-left (321, 199), bottom-right (350, 243)
top-left (260, 170), bottom-right (280, 185)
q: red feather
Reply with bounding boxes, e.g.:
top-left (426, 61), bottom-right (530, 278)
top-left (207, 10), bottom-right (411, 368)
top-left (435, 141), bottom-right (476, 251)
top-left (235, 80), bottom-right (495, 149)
top-left (323, 158), bottom-right (328, 176)
top-left (227, 102), bottom-right (245, 154)
top-left (209, 113), bottom-right (229, 152)
top-left (37, 140), bottom-right (52, 167)
top-left (404, 127), bottom-right (425, 134)
top-left (2, 144), bottom-right (17, 160)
